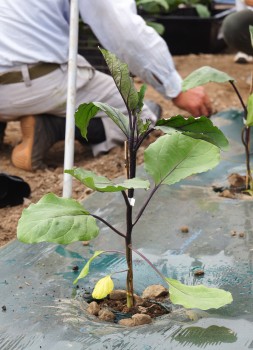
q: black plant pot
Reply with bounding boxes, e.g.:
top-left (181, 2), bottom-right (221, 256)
top-left (78, 8), bottom-right (230, 72)
top-left (143, 8), bottom-right (230, 55)
top-left (78, 24), bottom-right (110, 74)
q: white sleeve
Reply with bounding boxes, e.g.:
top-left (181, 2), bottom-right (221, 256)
top-left (79, 0), bottom-right (182, 98)
top-left (236, 0), bottom-right (247, 10)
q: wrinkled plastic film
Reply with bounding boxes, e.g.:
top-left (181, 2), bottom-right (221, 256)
top-left (1, 110), bottom-right (253, 349)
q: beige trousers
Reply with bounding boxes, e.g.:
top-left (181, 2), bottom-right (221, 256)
top-left (0, 56), bottom-right (156, 156)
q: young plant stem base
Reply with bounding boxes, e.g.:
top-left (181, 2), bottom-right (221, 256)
top-left (242, 126), bottom-right (253, 189)
top-left (126, 241), bottom-right (134, 308)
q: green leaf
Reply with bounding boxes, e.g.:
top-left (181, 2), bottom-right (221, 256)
top-left (136, 0), bottom-right (169, 11)
top-left (194, 4), bottom-right (211, 18)
top-left (137, 84), bottom-right (147, 113)
top-left (75, 102), bottom-right (100, 140)
top-left (66, 168), bottom-right (150, 192)
top-left (144, 133), bottom-right (220, 186)
top-left (249, 25), bottom-right (253, 49)
top-left (165, 277), bottom-right (233, 310)
top-left (92, 275), bottom-right (114, 299)
top-left (100, 48), bottom-right (139, 111)
top-left (155, 115), bottom-right (229, 150)
top-left (136, 84), bottom-right (152, 135)
top-left (246, 94), bottom-right (253, 126)
top-left (73, 251), bottom-right (104, 284)
top-left (17, 193), bottom-right (99, 244)
top-left (146, 21), bottom-right (165, 35)
top-left (182, 66), bottom-right (234, 91)
top-left (75, 102), bottom-right (129, 139)
top-left (138, 118), bottom-right (151, 137)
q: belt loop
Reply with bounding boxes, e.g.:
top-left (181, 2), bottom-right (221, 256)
top-left (21, 64), bottom-right (32, 87)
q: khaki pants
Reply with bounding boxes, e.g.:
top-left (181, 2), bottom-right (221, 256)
top-left (0, 55), bottom-right (156, 156)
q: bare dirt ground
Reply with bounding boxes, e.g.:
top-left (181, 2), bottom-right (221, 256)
top-left (0, 53), bottom-right (251, 247)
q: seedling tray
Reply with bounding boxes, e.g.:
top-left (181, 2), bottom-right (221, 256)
top-left (143, 8), bottom-right (230, 55)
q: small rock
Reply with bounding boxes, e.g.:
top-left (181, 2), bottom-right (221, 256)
top-left (109, 289), bottom-right (127, 300)
top-left (230, 230), bottom-right (237, 237)
top-left (228, 173), bottom-right (246, 188)
top-left (110, 290), bottom-right (143, 305)
top-left (87, 301), bottom-right (100, 316)
top-left (132, 313), bottom-right (152, 325)
top-left (98, 308), bottom-right (115, 322)
top-left (180, 226), bottom-right (189, 233)
top-left (219, 189), bottom-right (235, 199)
top-left (82, 241), bottom-right (90, 246)
top-left (185, 310), bottom-right (199, 321)
top-left (239, 232), bottom-right (245, 238)
top-left (85, 189), bottom-right (93, 196)
top-left (2, 305), bottom-right (6, 312)
top-left (193, 269), bottom-right (205, 276)
top-left (118, 318), bottom-right (135, 327)
top-left (142, 285), bottom-right (168, 299)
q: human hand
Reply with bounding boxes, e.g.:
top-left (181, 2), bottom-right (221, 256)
top-left (172, 86), bottom-right (213, 118)
top-left (245, 0), bottom-right (253, 7)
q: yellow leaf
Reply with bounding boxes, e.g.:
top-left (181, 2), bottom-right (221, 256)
top-left (92, 275), bottom-right (114, 299)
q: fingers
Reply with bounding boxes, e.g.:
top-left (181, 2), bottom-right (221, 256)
top-left (201, 94), bottom-right (213, 117)
top-left (172, 87), bottom-right (213, 118)
top-left (195, 100), bottom-right (213, 118)
top-left (189, 87), bottom-right (213, 117)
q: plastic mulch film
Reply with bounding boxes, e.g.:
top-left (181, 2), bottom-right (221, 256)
top-left (1, 109), bottom-right (253, 349)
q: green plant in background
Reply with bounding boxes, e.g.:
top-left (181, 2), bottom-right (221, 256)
top-left (182, 26), bottom-right (253, 194)
top-left (136, 0), bottom-right (211, 18)
top-left (135, 0), bottom-right (168, 35)
top-left (17, 49), bottom-right (232, 311)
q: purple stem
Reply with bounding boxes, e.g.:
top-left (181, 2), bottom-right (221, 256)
top-left (91, 214), bottom-right (126, 238)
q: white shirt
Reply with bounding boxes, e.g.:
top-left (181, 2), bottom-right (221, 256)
top-left (0, 0), bottom-right (182, 98)
top-left (236, 0), bottom-right (253, 10)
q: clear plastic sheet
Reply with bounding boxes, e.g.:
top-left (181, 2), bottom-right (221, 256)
top-left (1, 109), bottom-right (253, 349)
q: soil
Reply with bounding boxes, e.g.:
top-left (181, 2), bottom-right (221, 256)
top-left (99, 299), bottom-right (169, 318)
top-left (95, 297), bottom-right (170, 321)
top-left (83, 287), bottom-right (171, 325)
top-left (0, 53), bottom-right (251, 247)
top-left (213, 172), bottom-right (253, 199)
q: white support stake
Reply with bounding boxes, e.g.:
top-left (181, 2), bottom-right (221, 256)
top-left (63, 0), bottom-right (79, 198)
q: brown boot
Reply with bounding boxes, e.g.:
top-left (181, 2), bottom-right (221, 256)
top-left (11, 114), bottom-right (106, 171)
top-left (11, 115), bottom-right (66, 171)
top-left (11, 116), bottom-right (36, 171)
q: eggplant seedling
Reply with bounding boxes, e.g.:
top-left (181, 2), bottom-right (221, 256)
top-left (183, 26), bottom-right (253, 193)
top-left (17, 49), bottom-right (232, 311)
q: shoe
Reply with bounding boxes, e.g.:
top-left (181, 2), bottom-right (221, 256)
top-left (11, 114), bottom-right (108, 171)
top-left (11, 115), bottom-right (66, 171)
top-left (234, 52), bottom-right (253, 64)
top-left (0, 173), bottom-right (31, 208)
top-left (11, 115), bottom-right (36, 171)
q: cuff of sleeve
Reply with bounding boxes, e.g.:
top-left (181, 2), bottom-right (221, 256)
top-left (163, 71), bottom-right (183, 99)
